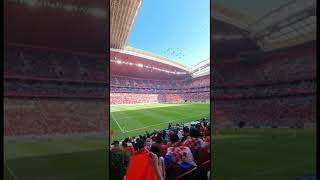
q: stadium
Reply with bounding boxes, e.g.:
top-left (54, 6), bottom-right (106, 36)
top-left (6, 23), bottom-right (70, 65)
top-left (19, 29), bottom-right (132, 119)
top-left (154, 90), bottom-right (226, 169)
top-left (110, 48), bottom-right (210, 140)
top-left (3, 0), bottom-right (317, 179)
top-left (110, 0), bottom-right (211, 179)
top-left (211, 0), bottom-right (316, 179)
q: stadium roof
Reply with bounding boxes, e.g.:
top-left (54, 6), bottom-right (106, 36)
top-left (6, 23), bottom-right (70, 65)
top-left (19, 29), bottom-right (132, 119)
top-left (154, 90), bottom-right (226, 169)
top-left (212, 0), bottom-right (317, 52)
top-left (111, 47), bottom-right (189, 72)
top-left (6, 0), bottom-right (109, 54)
top-left (123, 47), bottom-right (189, 71)
top-left (110, 0), bottom-right (142, 49)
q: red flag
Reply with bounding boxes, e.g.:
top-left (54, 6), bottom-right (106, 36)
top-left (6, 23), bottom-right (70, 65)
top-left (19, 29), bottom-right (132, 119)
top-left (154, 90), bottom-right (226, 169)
top-left (125, 150), bottom-right (156, 180)
top-left (110, 130), bottom-right (115, 137)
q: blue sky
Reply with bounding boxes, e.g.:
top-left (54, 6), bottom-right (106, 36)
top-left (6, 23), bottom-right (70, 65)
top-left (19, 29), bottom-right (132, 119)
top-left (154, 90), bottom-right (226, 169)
top-left (127, 0), bottom-right (210, 67)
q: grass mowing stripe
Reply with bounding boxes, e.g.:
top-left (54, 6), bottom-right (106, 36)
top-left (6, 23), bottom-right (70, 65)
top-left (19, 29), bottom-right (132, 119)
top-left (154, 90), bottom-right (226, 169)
top-left (127, 112), bottom-right (209, 132)
top-left (231, 160), bottom-right (313, 180)
top-left (213, 128), bottom-right (316, 180)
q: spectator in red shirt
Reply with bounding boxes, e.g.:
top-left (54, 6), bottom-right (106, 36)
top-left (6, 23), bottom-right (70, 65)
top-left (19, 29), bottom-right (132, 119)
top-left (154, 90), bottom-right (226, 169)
top-left (126, 139), bottom-right (164, 180)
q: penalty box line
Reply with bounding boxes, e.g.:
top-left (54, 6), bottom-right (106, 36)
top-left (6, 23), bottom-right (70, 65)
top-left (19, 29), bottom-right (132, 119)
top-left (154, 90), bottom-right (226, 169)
top-left (110, 112), bottom-right (124, 133)
top-left (4, 158), bottom-right (18, 180)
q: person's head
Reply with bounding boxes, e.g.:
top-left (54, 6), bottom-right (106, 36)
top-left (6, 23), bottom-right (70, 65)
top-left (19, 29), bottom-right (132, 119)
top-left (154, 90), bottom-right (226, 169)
top-left (136, 139), bottom-right (145, 150)
top-left (143, 136), bottom-right (147, 141)
top-left (121, 141), bottom-right (127, 148)
top-left (111, 141), bottom-right (120, 149)
top-left (190, 127), bottom-right (200, 138)
top-left (170, 134), bottom-right (179, 144)
top-left (124, 138), bottom-right (129, 143)
top-left (155, 136), bottom-right (162, 144)
top-left (112, 140), bottom-right (120, 145)
top-left (150, 143), bottom-right (161, 158)
top-left (110, 150), bottom-right (130, 180)
top-left (183, 126), bottom-right (189, 134)
top-left (203, 121), bottom-right (208, 127)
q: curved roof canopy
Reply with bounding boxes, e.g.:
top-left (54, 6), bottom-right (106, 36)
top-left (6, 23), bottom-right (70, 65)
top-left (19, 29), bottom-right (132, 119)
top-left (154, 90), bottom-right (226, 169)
top-left (212, 0), bottom-right (317, 52)
top-left (6, 0), bottom-right (109, 54)
top-left (110, 0), bottom-right (142, 49)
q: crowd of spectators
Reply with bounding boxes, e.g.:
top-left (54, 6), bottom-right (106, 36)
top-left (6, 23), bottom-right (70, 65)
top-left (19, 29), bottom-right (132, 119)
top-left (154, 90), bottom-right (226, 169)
top-left (4, 46), bottom-right (108, 99)
top-left (213, 95), bottom-right (316, 128)
top-left (110, 75), bottom-right (210, 105)
top-left (110, 118), bottom-right (210, 180)
top-left (110, 92), bottom-right (210, 105)
top-left (4, 79), bottom-right (107, 98)
top-left (111, 93), bottom-right (159, 105)
top-left (212, 79), bottom-right (316, 99)
top-left (111, 87), bottom-right (209, 94)
top-left (111, 75), bottom-right (209, 90)
top-left (4, 46), bottom-right (108, 136)
top-left (4, 98), bottom-right (107, 136)
top-left (213, 55), bottom-right (316, 87)
top-left (5, 46), bottom-right (107, 82)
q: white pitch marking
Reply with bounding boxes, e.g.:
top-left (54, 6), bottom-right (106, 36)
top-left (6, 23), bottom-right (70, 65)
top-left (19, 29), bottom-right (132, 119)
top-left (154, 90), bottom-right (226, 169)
top-left (110, 112), bottom-right (124, 133)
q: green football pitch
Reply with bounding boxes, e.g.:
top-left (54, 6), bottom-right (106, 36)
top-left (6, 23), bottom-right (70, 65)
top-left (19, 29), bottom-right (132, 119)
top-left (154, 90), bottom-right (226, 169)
top-left (110, 103), bottom-right (210, 141)
top-left (212, 128), bottom-right (316, 180)
top-left (4, 137), bottom-right (108, 180)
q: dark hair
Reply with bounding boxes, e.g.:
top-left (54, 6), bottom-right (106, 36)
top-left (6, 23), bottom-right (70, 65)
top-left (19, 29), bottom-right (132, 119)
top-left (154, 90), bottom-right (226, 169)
top-left (203, 122), bottom-right (208, 127)
top-left (170, 134), bottom-right (179, 143)
top-left (136, 139), bottom-right (145, 149)
top-left (112, 141), bottom-right (120, 146)
top-left (155, 136), bottom-right (162, 144)
top-left (183, 126), bottom-right (189, 133)
top-left (190, 127), bottom-right (200, 138)
top-left (195, 123), bottom-right (201, 130)
top-left (181, 135), bottom-right (188, 142)
top-left (124, 138), bottom-right (129, 143)
top-left (150, 143), bottom-right (161, 158)
top-left (122, 141), bottom-right (127, 148)
top-left (110, 150), bottom-right (130, 180)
